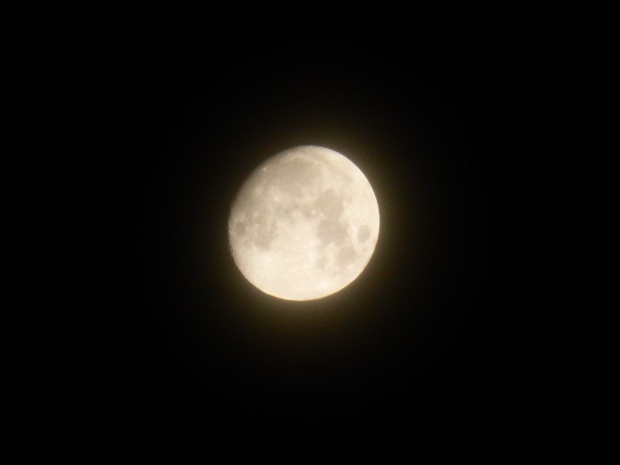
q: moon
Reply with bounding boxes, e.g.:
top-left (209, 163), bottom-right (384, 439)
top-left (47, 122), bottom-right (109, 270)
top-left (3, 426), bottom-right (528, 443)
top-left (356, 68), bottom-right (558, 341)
top-left (228, 146), bottom-right (380, 301)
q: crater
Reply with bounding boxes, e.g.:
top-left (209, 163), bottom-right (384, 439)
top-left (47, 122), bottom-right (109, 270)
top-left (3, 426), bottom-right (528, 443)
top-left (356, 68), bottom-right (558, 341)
top-left (234, 221), bottom-right (247, 237)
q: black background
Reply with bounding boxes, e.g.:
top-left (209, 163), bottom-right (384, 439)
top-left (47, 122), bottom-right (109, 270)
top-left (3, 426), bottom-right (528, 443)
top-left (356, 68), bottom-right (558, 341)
top-left (97, 17), bottom-right (543, 454)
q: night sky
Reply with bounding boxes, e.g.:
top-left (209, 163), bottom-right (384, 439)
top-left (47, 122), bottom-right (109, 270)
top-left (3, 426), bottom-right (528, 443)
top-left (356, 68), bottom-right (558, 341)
top-left (100, 20), bottom-right (539, 454)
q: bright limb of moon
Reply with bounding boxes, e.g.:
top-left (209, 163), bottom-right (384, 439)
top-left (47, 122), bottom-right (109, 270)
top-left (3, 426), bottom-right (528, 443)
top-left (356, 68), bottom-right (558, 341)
top-left (228, 146), bottom-right (380, 301)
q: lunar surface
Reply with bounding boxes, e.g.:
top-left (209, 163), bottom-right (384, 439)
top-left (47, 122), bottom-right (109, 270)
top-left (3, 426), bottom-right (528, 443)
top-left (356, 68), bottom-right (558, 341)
top-left (228, 146), bottom-right (380, 301)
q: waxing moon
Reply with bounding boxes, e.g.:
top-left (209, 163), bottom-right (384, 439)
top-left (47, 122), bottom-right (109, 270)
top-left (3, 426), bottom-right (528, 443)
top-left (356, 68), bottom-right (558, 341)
top-left (228, 146), bottom-right (380, 301)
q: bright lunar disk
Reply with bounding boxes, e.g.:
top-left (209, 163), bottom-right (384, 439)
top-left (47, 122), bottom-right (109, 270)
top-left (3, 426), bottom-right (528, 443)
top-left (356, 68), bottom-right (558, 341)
top-left (228, 146), bottom-right (380, 301)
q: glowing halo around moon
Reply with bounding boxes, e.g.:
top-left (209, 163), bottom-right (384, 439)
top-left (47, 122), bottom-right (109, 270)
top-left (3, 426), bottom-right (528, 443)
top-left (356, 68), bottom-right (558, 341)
top-left (228, 146), bottom-right (380, 301)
